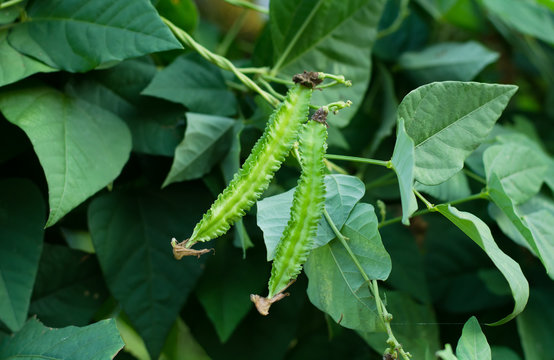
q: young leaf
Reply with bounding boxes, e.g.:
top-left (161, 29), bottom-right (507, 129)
top-left (0, 86), bottom-right (132, 227)
top-left (8, 0), bottom-right (182, 72)
top-left (436, 204), bottom-right (529, 325)
top-left (304, 203), bottom-right (391, 333)
top-left (257, 174), bottom-right (365, 260)
top-left (65, 58), bottom-right (185, 157)
top-left (269, 0), bottom-right (387, 127)
top-left (391, 117), bottom-right (418, 225)
top-left (0, 179), bottom-right (45, 331)
top-left (162, 113), bottom-right (234, 187)
top-left (29, 244), bottom-right (108, 328)
top-left (456, 316), bottom-right (491, 360)
top-left (483, 0), bottom-right (554, 46)
top-left (142, 54), bottom-right (237, 116)
top-left (399, 81), bottom-right (517, 185)
top-left (398, 41), bottom-right (499, 84)
top-left (0, 30), bottom-right (55, 87)
top-left (484, 144), bottom-right (547, 205)
top-left (437, 344), bottom-right (458, 360)
top-left (88, 185), bottom-right (212, 358)
top-left (0, 317), bottom-right (124, 360)
top-left (488, 176), bottom-right (554, 279)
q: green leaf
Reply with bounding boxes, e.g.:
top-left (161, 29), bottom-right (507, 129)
top-left (391, 117), bottom-right (418, 225)
top-left (488, 175), bottom-right (554, 279)
top-left (65, 58), bottom-right (185, 156)
top-left (257, 174), bottom-right (365, 261)
top-left (88, 185), bottom-right (211, 357)
top-left (415, 0), bottom-right (457, 18)
top-left (29, 244), bottom-right (108, 328)
top-left (415, 171), bottom-right (471, 202)
top-left (143, 54), bottom-right (237, 116)
top-left (60, 228), bottom-right (95, 254)
top-left (361, 291), bottom-right (440, 360)
top-left (269, 0), bottom-right (387, 127)
top-left (8, 0), bottom-right (182, 72)
top-left (0, 30), bottom-right (55, 87)
top-left (305, 203), bottom-right (391, 333)
top-left (0, 85), bottom-right (132, 227)
top-left (195, 241), bottom-right (266, 343)
top-left (398, 41), bottom-right (499, 84)
top-left (456, 316), bottom-right (491, 360)
top-left (220, 122), bottom-right (253, 254)
top-left (162, 113), bottom-right (234, 187)
top-left (400, 81), bottom-right (518, 185)
top-left (0, 318), bottom-right (123, 359)
top-left (0, 179), bottom-right (45, 331)
top-left (437, 344), bottom-right (458, 360)
top-left (436, 204), bottom-right (529, 325)
top-left (516, 288), bottom-right (554, 360)
top-left (484, 144), bottom-right (547, 205)
top-left (0, 1), bottom-right (26, 25)
top-left (491, 346), bottom-right (521, 360)
top-left (483, 0), bottom-right (554, 46)
top-left (369, 63), bottom-right (398, 155)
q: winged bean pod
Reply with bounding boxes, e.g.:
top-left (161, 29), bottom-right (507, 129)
top-left (251, 116), bottom-right (328, 315)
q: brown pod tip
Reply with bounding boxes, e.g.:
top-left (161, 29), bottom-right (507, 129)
top-left (292, 71), bottom-right (323, 89)
top-left (250, 292), bottom-right (289, 316)
top-left (171, 238), bottom-right (213, 259)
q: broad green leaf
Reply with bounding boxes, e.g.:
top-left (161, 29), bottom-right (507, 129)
top-left (483, 0), bottom-right (554, 46)
top-left (88, 185), bottom-right (211, 358)
top-left (0, 317), bottom-right (124, 359)
top-left (115, 312), bottom-right (150, 360)
top-left (391, 117), bottom-right (418, 225)
top-left (369, 63), bottom-right (398, 155)
top-left (220, 122), bottom-right (253, 254)
top-left (143, 54), bottom-right (237, 116)
top-left (0, 30), bottom-right (55, 87)
top-left (195, 241), bottom-right (266, 343)
top-left (484, 144), bottom-right (547, 204)
top-left (269, 0), bottom-right (386, 127)
top-left (456, 316), bottom-right (491, 360)
top-left (8, 0), bottom-right (182, 72)
top-left (29, 244), bottom-right (108, 328)
top-left (0, 179), bottom-right (45, 331)
top-left (516, 288), bottom-right (554, 360)
top-left (436, 204), bottom-right (529, 325)
top-left (415, 171), bottom-right (471, 202)
top-left (488, 175), bottom-right (554, 279)
top-left (154, 0), bottom-right (198, 33)
top-left (0, 1), bottom-right (26, 24)
top-left (437, 344), bottom-right (458, 360)
top-left (361, 291), bottom-right (440, 360)
top-left (0, 86), bottom-right (132, 227)
top-left (398, 41), bottom-right (499, 84)
top-left (257, 174), bottom-right (365, 260)
top-left (162, 113), bottom-right (234, 187)
top-left (305, 203), bottom-right (391, 333)
top-left (400, 81), bottom-right (518, 185)
top-left (65, 58), bottom-right (185, 156)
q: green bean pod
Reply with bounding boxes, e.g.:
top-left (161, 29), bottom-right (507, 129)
top-left (252, 117), bottom-right (328, 315)
top-left (174, 83), bottom-right (313, 256)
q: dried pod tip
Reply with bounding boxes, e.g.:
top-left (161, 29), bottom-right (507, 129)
top-left (311, 107), bottom-right (329, 127)
top-left (292, 71), bottom-right (323, 89)
top-left (171, 238), bottom-right (213, 259)
top-left (250, 292), bottom-right (290, 316)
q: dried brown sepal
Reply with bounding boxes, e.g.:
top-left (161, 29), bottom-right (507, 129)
top-left (171, 238), bottom-right (213, 259)
top-left (250, 292), bottom-right (289, 316)
top-left (310, 107), bottom-right (329, 127)
top-left (292, 71), bottom-right (323, 89)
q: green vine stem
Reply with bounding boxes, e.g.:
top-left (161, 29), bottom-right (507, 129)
top-left (322, 209), bottom-right (411, 360)
top-left (324, 154), bottom-right (391, 168)
top-left (463, 168), bottom-right (487, 184)
top-left (0, 0), bottom-right (25, 9)
top-left (377, 0), bottom-right (410, 39)
top-left (225, 0), bottom-right (269, 14)
top-left (162, 17), bottom-right (280, 107)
